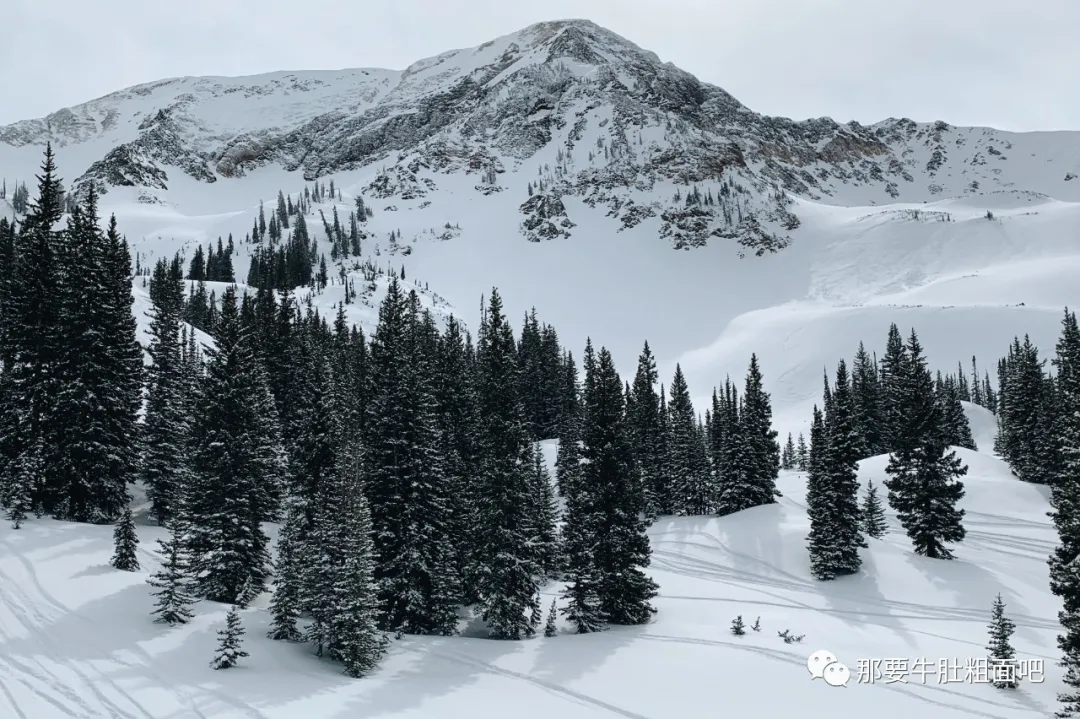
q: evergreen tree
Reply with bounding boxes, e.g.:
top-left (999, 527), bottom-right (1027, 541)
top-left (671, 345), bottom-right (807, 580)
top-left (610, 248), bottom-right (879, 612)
top-left (861, 479), bottom-right (887, 539)
top-left (186, 286), bottom-right (286, 606)
top-left (473, 289), bottom-right (540, 639)
top-left (879, 323), bottom-right (908, 451)
top-left (584, 346), bottom-right (658, 625)
top-left (528, 441), bottom-right (561, 580)
top-left (731, 615), bottom-right (746, 635)
top-left (267, 495), bottom-right (304, 642)
top-left (781, 433), bottom-right (796, 470)
top-left (1, 146), bottom-right (65, 519)
top-left (739, 354), bottom-right (782, 507)
top-left (851, 341), bottom-right (881, 456)
top-left (668, 364), bottom-right (711, 515)
top-left (1049, 308), bottom-right (1080, 715)
top-left (544, 599), bottom-right (558, 637)
top-left (142, 258), bottom-right (189, 525)
top-left (559, 340), bottom-right (603, 634)
top-left (796, 432), bottom-right (808, 471)
top-left (211, 607), bottom-right (249, 670)
top-left (986, 593), bottom-right (1018, 689)
top-left (363, 281), bottom-right (459, 635)
top-left (313, 445), bottom-right (387, 677)
top-left (628, 342), bottom-right (664, 518)
top-left (148, 521), bottom-right (195, 625)
top-left (806, 361), bottom-right (864, 580)
top-left (884, 330), bottom-right (967, 560)
top-left (110, 507), bottom-right (139, 571)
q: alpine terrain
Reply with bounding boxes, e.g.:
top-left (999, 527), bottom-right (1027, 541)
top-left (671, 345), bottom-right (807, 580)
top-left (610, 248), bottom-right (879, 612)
top-left (0, 17), bottom-right (1079, 719)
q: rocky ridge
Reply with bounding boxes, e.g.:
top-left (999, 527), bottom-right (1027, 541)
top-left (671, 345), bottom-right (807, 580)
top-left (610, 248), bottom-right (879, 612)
top-left (4, 19), bottom-right (1079, 252)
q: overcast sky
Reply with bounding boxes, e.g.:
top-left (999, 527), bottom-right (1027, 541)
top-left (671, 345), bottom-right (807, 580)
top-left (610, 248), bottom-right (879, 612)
top-left (2, 0), bottom-right (1075, 131)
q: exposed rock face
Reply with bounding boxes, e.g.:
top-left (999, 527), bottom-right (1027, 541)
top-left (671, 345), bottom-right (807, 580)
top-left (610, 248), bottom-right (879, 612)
top-left (3, 19), bottom-right (1074, 252)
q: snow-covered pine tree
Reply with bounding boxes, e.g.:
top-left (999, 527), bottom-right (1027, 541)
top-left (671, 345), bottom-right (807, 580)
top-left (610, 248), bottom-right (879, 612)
top-left (325, 444), bottom-right (387, 677)
top-left (861, 478), bottom-right (887, 539)
top-left (544, 599), bottom-right (558, 637)
top-left (3, 436), bottom-right (40, 528)
top-left (559, 341), bottom-right (604, 634)
top-left (796, 432), bottom-right (808, 471)
top-left (805, 404), bottom-right (833, 579)
top-left (363, 282), bottom-right (459, 635)
top-left (0, 146), bottom-right (64, 519)
top-left (1049, 308), bottom-right (1080, 716)
top-left (142, 256), bottom-right (189, 525)
top-left (731, 615), bottom-right (746, 635)
top-left (884, 329), bottom-right (967, 560)
top-left (473, 289), bottom-right (541, 639)
top-left (527, 441), bottom-right (561, 580)
top-left (554, 355), bottom-right (583, 499)
top-left (740, 354), bottom-right (782, 506)
top-left (267, 494), bottom-right (304, 642)
top-left (986, 593), bottom-right (1018, 689)
top-left (781, 433), bottom-right (796, 470)
top-left (667, 364), bottom-right (712, 515)
top-left (877, 323), bottom-right (908, 453)
top-left (937, 375), bottom-right (977, 451)
top-left (627, 341), bottom-right (665, 519)
top-left (110, 507), bottom-right (139, 571)
top-left (851, 341), bottom-right (881, 457)
top-left (586, 346), bottom-right (658, 625)
top-left (433, 315), bottom-right (482, 602)
top-left (211, 607), bottom-right (249, 670)
top-left (148, 521), bottom-right (195, 625)
top-left (186, 286), bottom-right (286, 606)
top-left (806, 361), bottom-right (864, 579)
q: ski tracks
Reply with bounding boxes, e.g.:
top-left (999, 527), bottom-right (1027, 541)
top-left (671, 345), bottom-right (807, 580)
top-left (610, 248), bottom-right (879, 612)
top-left (414, 645), bottom-right (655, 719)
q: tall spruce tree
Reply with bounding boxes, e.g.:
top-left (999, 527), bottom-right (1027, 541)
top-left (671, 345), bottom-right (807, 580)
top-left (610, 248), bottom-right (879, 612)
top-left (883, 330), bottom-right (967, 560)
top-left (879, 323), bottom-right (908, 452)
top-left (628, 342), bottom-right (664, 519)
top-left (668, 364), bottom-right (712, 515)
top-left (0, 146), bottom-right (65, 519)
top-left (363, 282), bottom-right (459, 635)
top-left (1049, 308), bottom-right (1080, 715)
top-left (473, 289), bottom-right (540, 639)
top-left (142, 257), bottom-right (189, 525)
top-left (186, 286), bottom-right (286, 605)
top-left (559, 339), bottom-right (603, 633)
top-left (806, 362), bottom-right (864, 579)
top-left (527, 441), bottom-right (561, 580)
top-left (740, 354), bottom-right (781, 506)
top-left (851, 341), bottom-right (881, 457)
top-left (585, 346), bottom-right (658, 624)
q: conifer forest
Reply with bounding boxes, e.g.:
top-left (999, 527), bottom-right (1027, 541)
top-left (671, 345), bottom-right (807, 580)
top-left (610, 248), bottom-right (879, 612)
top-left (3, 148), bottom-right (1080, 711)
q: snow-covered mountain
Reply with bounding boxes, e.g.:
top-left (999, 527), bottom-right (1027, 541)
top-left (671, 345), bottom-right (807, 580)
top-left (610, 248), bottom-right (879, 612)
top-left (6, 19), bottom-right (1080, 253)
top-left (2, 17), bottom-right (1080, 719)
top-left (0, 17), bottom-right (1077, 428)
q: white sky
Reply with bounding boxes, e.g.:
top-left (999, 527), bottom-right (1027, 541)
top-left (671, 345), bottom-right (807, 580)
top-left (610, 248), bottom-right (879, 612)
top-left (2, 0), bottom-right (1076, 131)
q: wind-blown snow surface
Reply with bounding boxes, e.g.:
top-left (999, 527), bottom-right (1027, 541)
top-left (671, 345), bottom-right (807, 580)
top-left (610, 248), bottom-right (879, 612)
top-left (0, 423), bottom-right (1062, 718)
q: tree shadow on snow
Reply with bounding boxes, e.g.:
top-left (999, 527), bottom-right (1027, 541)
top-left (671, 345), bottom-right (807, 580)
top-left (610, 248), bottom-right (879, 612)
top-left (341, 632), bottom-right (526, 718)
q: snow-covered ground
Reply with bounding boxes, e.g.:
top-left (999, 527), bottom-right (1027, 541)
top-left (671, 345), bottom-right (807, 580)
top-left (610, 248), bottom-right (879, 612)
top-left (0, 424), bottom-right (1061, 718)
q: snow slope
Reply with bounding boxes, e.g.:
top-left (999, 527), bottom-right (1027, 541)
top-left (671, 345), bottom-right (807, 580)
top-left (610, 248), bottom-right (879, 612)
top-left (0, 420), bottom-right (1062, 718)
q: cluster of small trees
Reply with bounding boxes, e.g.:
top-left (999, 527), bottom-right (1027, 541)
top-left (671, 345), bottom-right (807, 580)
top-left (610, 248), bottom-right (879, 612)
top-left (779, 330), bottom-right (977, 473)
top-left (805, 326), bottom-right (971, 580)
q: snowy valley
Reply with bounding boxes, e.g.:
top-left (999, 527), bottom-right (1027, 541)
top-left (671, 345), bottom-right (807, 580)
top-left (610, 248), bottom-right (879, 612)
top-left (0, 16), bottom-right (1079, 719)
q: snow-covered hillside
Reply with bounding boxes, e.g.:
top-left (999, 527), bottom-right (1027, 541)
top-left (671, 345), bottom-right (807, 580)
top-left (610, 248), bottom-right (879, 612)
top-left (0, 425), bottom-right (1062, 718)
